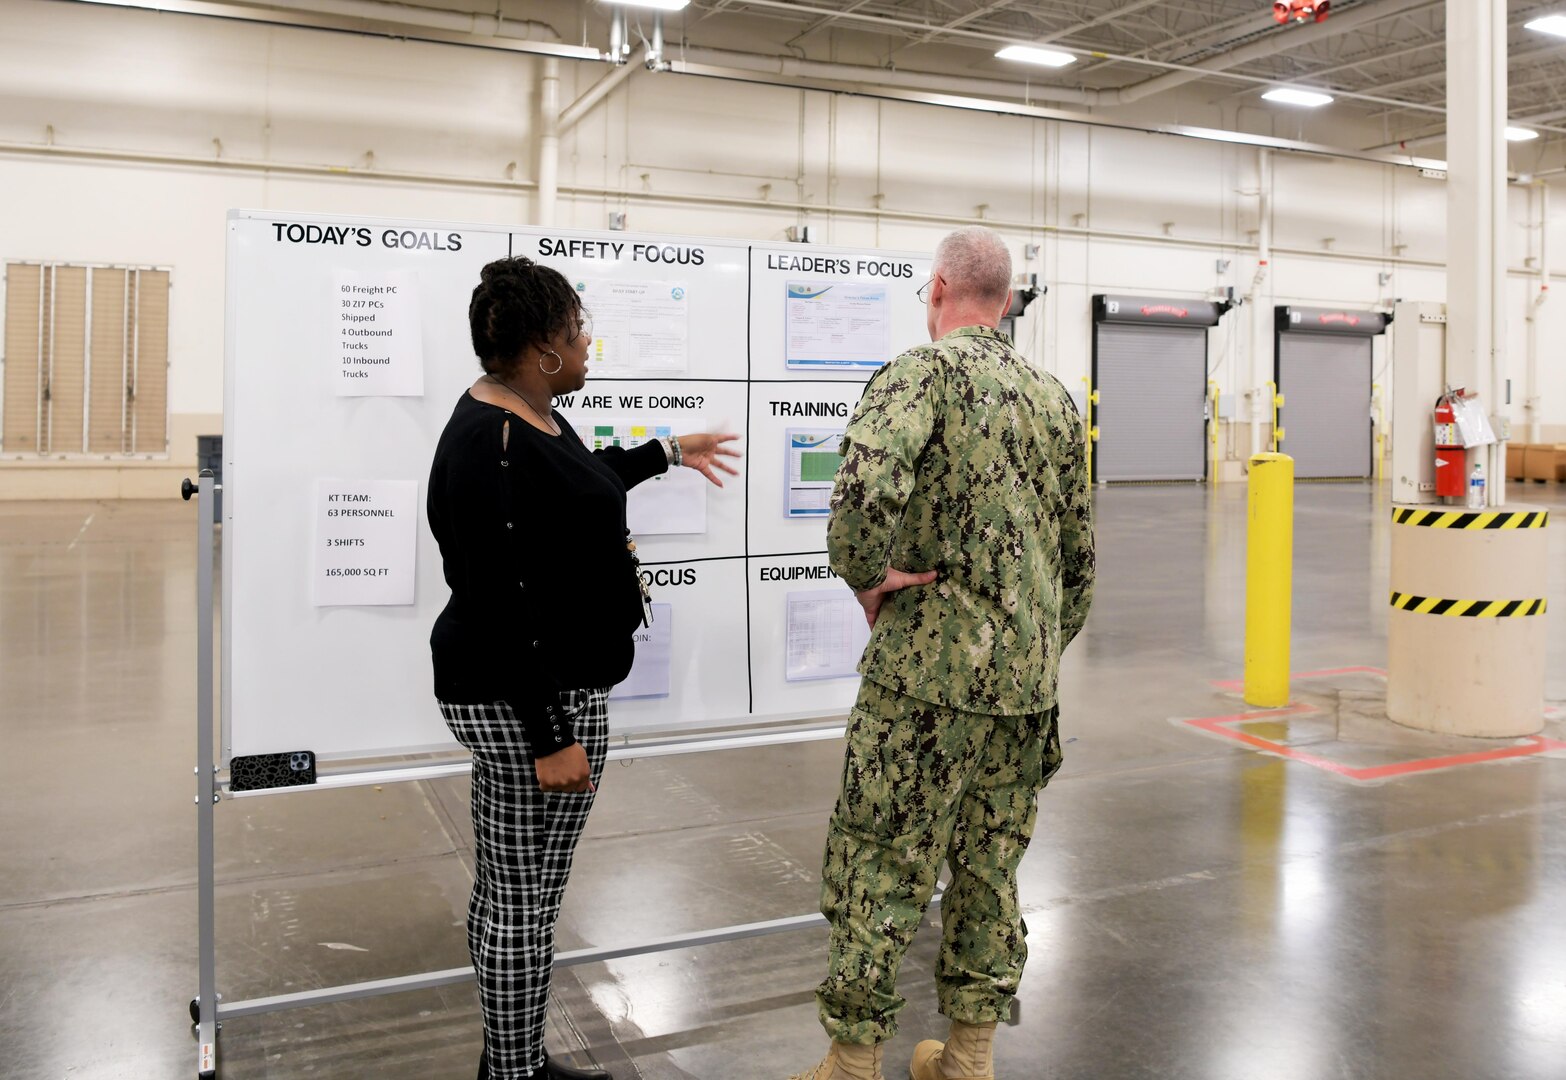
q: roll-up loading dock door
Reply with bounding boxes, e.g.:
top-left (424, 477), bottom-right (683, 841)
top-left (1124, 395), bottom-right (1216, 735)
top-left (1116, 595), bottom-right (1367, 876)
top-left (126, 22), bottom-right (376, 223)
top-left (1274, 306), bottom-right (1390, 480)
top-left (1091, 294), bottom-right (1231, 483)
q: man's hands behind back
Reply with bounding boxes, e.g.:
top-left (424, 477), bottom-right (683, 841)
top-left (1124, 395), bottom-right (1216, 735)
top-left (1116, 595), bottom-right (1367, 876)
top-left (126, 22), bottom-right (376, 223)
top-left (854, 566), bottom-right (939, 629)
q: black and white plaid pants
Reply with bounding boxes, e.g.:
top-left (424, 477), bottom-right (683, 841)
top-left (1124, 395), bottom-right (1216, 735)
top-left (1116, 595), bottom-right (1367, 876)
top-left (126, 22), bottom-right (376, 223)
top-left (441, 689), bottom-right (609, 1080)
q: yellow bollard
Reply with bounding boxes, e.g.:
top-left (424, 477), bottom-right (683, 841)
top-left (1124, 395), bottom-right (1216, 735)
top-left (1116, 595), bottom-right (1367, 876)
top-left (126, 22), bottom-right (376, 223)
top-left (1266, 381), bottom-right (1285, 452)
top-left (1208, 380), bottom-right (1221, 483)
top-left (1081, 377), bottom-right (1100, 481)
top-left (1244, 452), bottom-right (1294, 707)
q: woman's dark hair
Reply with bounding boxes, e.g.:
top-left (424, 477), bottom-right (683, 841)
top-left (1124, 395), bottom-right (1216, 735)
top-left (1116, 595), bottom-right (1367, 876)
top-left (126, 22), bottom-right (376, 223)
top-left (468, 257), bottom-right (582, 377)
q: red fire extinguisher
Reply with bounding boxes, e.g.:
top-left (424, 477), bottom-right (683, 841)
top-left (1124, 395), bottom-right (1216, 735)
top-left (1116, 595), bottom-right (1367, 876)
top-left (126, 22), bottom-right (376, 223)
top-left (1433, 395), bottom-right (1465, 499)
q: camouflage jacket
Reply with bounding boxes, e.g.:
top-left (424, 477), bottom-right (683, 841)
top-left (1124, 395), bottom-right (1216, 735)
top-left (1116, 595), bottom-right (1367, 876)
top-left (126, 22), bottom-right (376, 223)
top-left (827, 324), bottom-right (1094, 715)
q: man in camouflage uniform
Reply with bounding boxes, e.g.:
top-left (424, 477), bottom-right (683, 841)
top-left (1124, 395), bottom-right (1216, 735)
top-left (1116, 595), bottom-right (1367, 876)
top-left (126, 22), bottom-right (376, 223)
top-left (787, 227), bottom-right (1094, 1080)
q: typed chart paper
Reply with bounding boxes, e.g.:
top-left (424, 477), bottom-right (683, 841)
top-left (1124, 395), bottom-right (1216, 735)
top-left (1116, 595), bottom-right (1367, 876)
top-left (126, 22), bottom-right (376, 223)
top-left (331, 269), bottom-right (424, 396)
top-left (785, 281), bottom-right (891, 370)
top-left (580, 278), bottom-right (690, 374)
top-left (785, 428), bottom-right (846, 517)
top-left (610, 604), bottom-right (673, 700)
top-left (785, 588), bottom-right (869, 681)
top-left (311, 478), bottom-right (419, 606)
top-left (576, 421), bottom-right (708, 535)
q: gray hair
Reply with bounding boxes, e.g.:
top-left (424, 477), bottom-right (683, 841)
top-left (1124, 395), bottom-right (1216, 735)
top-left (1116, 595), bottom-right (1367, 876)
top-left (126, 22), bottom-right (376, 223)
top-left (933, 227), bottom-right (1012, 304)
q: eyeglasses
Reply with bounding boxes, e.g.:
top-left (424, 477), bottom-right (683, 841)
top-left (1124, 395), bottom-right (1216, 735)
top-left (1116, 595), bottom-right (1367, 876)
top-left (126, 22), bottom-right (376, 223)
top-left (916, 275), bottom-right (942, 304)
top-left (576, 313), bottom-right (594, 342)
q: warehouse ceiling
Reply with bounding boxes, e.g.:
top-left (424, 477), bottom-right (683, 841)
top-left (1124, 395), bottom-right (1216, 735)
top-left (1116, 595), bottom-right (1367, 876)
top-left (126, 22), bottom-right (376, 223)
top-left (67, 0), bottom-right (1566, 159)
top-left (675, 0), bottom-right (1566, 144)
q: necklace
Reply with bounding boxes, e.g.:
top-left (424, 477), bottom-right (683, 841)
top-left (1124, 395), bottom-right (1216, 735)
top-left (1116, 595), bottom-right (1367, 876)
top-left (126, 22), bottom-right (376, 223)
top-left (488, 376), bottom-right (560, 435)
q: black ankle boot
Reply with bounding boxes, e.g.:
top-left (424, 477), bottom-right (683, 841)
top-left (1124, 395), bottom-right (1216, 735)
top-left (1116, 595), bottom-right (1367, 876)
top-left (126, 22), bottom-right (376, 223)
top-left (541, 1049), bottom-right (612, 1080)
top-left (476, 1047), bottom-right (489, 1080)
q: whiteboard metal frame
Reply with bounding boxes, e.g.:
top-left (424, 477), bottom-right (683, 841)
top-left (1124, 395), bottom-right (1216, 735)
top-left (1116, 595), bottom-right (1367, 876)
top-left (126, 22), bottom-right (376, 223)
top-left (202, 213), bottom-right (951, 1075)
top-left (221, 719), bottom-right (850, 797)
top-left (192, 473), bottom-right (219, 1080)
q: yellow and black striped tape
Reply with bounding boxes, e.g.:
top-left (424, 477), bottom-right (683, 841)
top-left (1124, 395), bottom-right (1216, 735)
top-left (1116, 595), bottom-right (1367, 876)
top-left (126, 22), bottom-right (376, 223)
top-left (1392, 507), bottom-right (1549, 529)
top-left (1389, 591), bottom-right (1548, 617)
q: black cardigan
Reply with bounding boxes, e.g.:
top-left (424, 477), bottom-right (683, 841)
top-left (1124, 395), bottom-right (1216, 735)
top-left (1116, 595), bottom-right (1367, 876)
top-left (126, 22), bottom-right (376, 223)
top-left (427, 392), bottom-right (669, 758)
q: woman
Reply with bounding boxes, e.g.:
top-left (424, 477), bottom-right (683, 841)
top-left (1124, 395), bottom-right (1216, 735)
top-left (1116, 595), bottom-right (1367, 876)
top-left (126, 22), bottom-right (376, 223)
top-left (427, 256), bottom-right (739, 1080)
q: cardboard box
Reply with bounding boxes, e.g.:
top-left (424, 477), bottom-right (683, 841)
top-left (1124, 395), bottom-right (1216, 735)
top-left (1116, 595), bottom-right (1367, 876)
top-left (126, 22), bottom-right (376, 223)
top-left (1507, 444), bottom-right (1532, 481)
top-left (1523, 444), bottom-right (1559, 483)
top-left (1552, 445), bottom-right (1566, 483)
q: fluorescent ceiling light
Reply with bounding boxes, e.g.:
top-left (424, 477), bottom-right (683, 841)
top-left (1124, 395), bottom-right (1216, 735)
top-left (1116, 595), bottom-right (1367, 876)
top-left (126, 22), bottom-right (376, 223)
top-left (601, 0), bottom-right (690, 10)
top-left (1507, 127), bottom-right (1541, 142)
top-left (1524, 14), bottom-right (1566, 37)
top-left (1262, 87), bottom-right (1334, 108)
top-left (995, 45), bottom-right (1077, 68)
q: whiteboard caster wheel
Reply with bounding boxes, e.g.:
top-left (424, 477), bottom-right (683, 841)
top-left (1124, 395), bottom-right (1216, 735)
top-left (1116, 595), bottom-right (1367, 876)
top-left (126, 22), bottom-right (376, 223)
top-left (190, 994), bottom-right (221, 1024)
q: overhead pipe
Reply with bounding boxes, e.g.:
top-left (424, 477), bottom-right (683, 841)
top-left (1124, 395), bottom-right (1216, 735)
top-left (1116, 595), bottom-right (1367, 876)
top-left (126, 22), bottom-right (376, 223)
top-left (608, 6), bottom-right (627, 65)
top-left (649, 14), bottom-right (667, 71)
top-left (677, 46), bottom-right (1095, 104)
top-left (538, 59), bottom-right (561, 227)
top-left (1525, 181), bottom-right (1549, 442)
top-left (560, 46), bottom-right (647, 134)
top-left (1248, 149), bottom-right (1274, 458)
top-left (227, 0), bottom-right (561, 41)
top-left (1365, 107), bottom-right (1566, 153)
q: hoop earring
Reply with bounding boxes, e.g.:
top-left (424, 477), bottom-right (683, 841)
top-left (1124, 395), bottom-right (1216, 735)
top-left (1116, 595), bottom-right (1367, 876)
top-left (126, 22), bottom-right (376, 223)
top-left (539, 350), bottom-right (564, 376)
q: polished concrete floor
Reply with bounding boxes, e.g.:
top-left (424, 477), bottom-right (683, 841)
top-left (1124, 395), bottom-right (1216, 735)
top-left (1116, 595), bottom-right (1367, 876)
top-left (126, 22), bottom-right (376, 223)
top-left (2, 483), bottom-right (1565, 1080)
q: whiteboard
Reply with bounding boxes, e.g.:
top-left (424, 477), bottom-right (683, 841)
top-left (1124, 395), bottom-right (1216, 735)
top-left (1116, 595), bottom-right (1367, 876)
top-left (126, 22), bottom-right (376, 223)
top-left (223, 210), bottom-right (930, 761)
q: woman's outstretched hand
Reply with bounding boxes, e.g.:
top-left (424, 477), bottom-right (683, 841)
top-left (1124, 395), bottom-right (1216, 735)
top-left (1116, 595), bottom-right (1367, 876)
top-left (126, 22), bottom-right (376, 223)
top-left (677, 432), bottom-right (742, 487)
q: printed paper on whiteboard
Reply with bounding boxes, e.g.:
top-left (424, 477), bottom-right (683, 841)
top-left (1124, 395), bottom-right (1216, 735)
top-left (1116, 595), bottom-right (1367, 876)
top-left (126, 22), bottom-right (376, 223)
top-left (610, 604), bottom-right (672, 700)
top-left (312, 479), bottom-right (418, 606)
top-left (785, 588), bottom-right (869, 681)
top-left (575, 421), bottom-right (707, 535)
top-left (785, 281), bottom-right (891, 370)
top-left (786, 428), bottom-right (846, 517)
top-left (332, 269), bottom-right (425, 396)
top-left (579, 278), bottom-right (690, 374)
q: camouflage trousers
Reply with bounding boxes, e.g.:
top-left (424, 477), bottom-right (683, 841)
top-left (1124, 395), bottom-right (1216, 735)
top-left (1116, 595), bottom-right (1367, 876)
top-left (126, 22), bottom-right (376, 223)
top-left (815, 678), bottom-right (1063, 1045)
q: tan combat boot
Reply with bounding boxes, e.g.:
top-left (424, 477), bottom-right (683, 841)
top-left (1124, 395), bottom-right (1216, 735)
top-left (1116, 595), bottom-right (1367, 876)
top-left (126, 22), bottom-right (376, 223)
top-left (787, 1041), bottom-right (885, 1080)
top-left (910, 1020), bottom-right (997, 1080)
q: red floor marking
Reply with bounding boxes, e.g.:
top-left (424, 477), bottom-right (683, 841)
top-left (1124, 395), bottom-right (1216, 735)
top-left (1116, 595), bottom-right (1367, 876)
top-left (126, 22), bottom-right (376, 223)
top-left (1185, 703), bottom-right (1317, 727)
top-left (1348, 738), bottom-right (1566, 781)
top-left (1209, 666), bottom-right (1387, 692)
top-left (1185, 709), bottom-right (1363, 779)
top-left (1194, 665), bottom-right (1566, 781)
top-left (1181, 702), bottom-right (1566, 783)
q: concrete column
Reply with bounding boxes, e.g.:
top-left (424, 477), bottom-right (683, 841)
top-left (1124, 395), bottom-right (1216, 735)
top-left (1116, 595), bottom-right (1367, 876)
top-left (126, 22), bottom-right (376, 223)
top-left (1387, 512), bottom-right (1549, 737)
top-left (1443, 0), bottom-right (1508, 505)
top-left (1387, 0), bottom-right (1549, 738)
